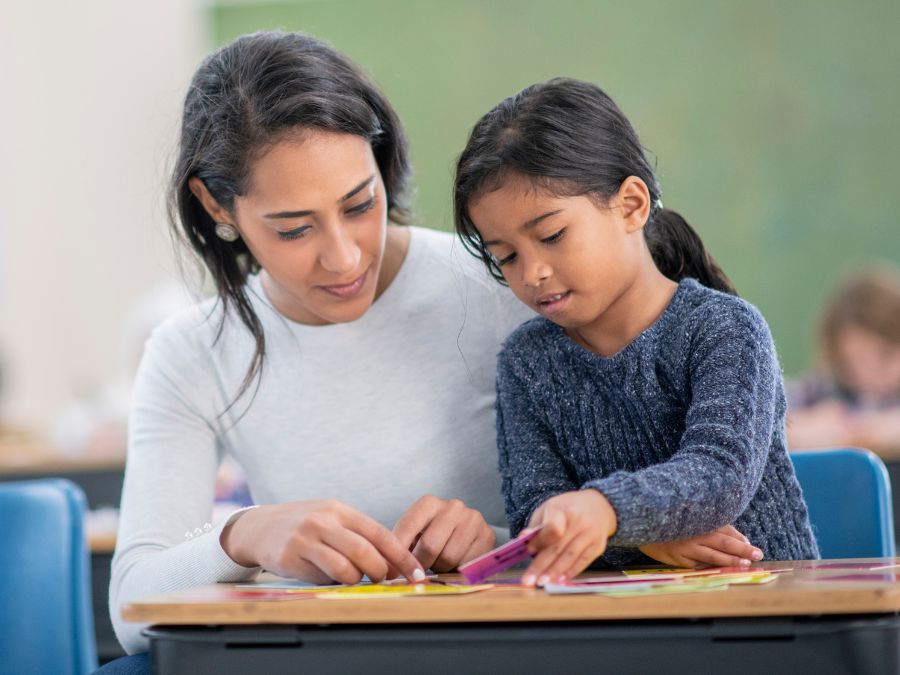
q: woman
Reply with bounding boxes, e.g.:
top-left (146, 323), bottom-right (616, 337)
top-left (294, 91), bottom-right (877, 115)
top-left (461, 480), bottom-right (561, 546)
top-left (108, 30), bottom-right (530, 657)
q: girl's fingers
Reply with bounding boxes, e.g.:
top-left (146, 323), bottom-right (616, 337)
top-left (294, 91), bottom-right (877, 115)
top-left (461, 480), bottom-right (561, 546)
top-left (717, 525), bottom-right (750, 544)
top-left (704, 532), bottom-right (762, 562)
top-left (522, 529), bottom-right (578, 586)
top-left (689, 545), bottom-right (750, 568)
top-left (557, 533), bottom-right (606, 581)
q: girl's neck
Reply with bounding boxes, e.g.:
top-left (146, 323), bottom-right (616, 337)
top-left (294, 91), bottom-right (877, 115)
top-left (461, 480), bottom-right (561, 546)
top-left (567, 259), bottom-right (679, 357)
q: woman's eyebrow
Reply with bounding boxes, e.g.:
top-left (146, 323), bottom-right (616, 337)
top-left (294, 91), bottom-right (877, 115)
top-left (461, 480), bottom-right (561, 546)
top-left (264, 174), bottom-right (376, 219)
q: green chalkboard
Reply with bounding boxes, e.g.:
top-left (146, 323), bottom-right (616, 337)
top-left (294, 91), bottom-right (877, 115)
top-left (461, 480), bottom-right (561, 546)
top-left (209, 0), bottom-right (900, 375)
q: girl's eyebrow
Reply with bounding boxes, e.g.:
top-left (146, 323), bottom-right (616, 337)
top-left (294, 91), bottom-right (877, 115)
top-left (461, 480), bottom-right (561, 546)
top-left (263, 174), bottom-right (375, 219)
top-left (483, 209), bottom-right (564, 246)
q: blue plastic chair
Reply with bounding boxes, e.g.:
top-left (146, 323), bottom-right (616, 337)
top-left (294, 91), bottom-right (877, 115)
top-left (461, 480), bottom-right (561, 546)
top-left (790, 448), bottom-right (896, 559)
top-left (0, 479), bottom-right (97, 674)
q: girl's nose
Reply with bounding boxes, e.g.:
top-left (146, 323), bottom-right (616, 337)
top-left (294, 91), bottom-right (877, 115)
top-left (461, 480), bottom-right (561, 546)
top-left (522, 255), bottom-right (552, 288)
top-left (320, 226), bottom-right (362, 275)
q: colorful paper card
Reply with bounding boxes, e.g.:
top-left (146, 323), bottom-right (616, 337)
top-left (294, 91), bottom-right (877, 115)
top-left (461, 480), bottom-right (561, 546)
top-left (458, 525), bottom-right (544, 584)
top-left (316, 584), bottom-right (494, 599)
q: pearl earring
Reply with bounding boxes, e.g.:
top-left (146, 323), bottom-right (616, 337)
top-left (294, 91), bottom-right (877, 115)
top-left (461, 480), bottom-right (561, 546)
top-left (215, 223), bottom-right (240, 242)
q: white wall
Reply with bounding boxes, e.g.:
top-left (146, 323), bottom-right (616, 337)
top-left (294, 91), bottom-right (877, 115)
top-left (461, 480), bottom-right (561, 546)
top-left (0, 0), bottom-right (208, 430)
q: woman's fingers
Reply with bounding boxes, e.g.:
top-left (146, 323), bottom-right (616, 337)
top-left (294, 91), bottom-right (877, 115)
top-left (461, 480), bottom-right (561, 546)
top-left (392, 495), bottom-right (442, 551)
top-left (345, 511), bottom-right (425, 582)
top-left (301, 542), bottom-right (365, 585)
top-left (322, 527), bottom-right (391, 582)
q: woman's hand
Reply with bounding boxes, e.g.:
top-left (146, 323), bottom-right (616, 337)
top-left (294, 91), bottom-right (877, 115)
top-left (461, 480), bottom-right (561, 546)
top-left (639, 525), bottom-right (764, 568)
top-left (220, 500), bottom-right (425, 585)
top-left (520, 489), bottom-right (617, 587)
top-left (392, 495), bottom-right (496, 573)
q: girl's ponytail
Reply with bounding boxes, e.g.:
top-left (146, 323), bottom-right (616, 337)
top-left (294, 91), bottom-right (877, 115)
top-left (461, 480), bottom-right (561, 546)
top-left (645, 208), bottom-right (737, 296)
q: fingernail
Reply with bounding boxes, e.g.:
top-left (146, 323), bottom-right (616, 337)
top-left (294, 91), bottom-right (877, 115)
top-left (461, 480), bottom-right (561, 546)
top-left (556, 575), bottom-right (568, 584)
top-left (538, 575), bottom-right (550, 587)
top-left (751, 549), bottom-right (763, 561)
top-left (522, 574), bottom-right (536, 587)
top-left (412, 568), bottom-right (426, 582)
top-left (739, 558), bottom-right (751, 566)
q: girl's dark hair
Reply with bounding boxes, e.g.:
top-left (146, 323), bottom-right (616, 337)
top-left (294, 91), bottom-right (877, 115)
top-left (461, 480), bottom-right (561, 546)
top-left (169, 31), bottom-right (411, 402)
top-left (454, 78), bottom-right (735, 296)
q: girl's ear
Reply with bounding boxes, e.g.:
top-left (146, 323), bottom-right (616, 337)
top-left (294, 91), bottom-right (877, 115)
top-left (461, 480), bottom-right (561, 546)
top-left (615, 176), bottom-right (651, 233)
top-left (188, 177), bottom-right (235, 225)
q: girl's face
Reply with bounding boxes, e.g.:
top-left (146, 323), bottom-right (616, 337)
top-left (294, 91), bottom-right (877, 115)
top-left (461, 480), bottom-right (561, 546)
top-left (467, 174), bottom-right (649, 330)
top-left (193, 130), bottom-right (391, 325)
top-left (836, 325), bottom-right (900, 402)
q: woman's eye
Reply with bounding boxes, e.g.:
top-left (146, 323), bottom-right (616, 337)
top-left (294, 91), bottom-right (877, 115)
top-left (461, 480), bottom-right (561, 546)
top-left (277, 225), bottom-right (311, 241)
top-left (540, 227), bottom-right (566, 244)
top-left (346, 197), bottom-right (376, 216)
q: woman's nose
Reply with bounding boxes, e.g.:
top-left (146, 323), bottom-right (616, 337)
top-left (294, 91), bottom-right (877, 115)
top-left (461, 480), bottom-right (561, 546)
top-left (320, 226), bottom-right (362, 275)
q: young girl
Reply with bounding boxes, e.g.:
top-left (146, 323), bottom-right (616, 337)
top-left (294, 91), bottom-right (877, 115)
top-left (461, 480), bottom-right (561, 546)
top-left (788, 264), bottom-right (900, 452)
top-left (454, 78), bottom-right (819, 586)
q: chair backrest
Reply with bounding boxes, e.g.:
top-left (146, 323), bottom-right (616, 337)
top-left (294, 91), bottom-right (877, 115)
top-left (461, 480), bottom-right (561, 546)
top-left (0, 479), bottom-right (97, 675)
top-left (790, 448), bottom-right (896, 559)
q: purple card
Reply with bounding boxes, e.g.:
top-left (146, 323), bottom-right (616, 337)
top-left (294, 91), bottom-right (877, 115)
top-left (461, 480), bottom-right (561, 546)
top-left (459, 526), bottom-right (544, 584)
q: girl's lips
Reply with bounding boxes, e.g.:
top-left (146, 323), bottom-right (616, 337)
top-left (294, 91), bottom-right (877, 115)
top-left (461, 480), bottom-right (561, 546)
top-left (535, 290), bottom-right (571, 315)
top-left (319, 267), bottom-right (369, 299)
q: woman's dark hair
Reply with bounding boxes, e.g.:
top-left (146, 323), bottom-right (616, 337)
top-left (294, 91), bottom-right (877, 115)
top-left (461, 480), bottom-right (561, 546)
top-left (454, 78), bottom-right (735, 295)
top-left (169, 31), bottom-right (412, 403)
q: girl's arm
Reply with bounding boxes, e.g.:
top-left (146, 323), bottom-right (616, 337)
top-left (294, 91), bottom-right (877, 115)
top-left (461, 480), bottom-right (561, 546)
top-left (586, 302), bottom-right (780, 546)
top-left (496, 345), bottom-right (645, 568)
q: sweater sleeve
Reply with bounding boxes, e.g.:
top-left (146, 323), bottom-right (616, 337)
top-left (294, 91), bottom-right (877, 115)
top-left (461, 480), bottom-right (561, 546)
top-left (496, 340), bottom-right (644, 566)
top-left (109, 318), bottom-right (260, 654)
top-left (586, 302), bottom-right (780, 547)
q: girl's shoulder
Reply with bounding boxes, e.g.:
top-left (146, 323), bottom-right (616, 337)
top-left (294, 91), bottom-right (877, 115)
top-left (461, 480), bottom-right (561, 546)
top-left (499, 317), bottom-right (559, 362)
top-left (675, 279), bottom-right (771, 341)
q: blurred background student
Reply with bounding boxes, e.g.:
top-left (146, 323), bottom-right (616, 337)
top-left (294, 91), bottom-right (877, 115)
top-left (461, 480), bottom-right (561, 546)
top-left (788, 262), bottom-right (900, 455)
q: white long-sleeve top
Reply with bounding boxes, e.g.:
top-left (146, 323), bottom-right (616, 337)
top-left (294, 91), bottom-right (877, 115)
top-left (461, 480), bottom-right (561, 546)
top-left (110, 226), bottom-right (532, 653)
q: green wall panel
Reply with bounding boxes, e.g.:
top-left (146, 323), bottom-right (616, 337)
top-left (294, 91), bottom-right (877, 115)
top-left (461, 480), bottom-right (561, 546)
top-left (209, 0), bottom-right (900, 375)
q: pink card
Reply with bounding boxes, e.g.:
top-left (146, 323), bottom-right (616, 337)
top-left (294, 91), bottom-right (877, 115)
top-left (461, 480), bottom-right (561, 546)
top-left (459, 526), bottom-right (544, 584)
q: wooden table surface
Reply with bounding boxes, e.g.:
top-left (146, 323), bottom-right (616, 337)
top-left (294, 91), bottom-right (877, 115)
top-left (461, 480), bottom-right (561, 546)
top-left (123, 558), bottom-right (900, 626)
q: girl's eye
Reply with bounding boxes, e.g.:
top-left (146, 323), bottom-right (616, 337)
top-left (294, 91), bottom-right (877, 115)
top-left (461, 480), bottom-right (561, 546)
top-left (540, 227), bottom-right (566, 244)
top-left (346, 197), bottom-right (376, 216)
top-left (495, 252), bottom-right (517, 267)
top-left (277, 225), bottom-right (311, 241)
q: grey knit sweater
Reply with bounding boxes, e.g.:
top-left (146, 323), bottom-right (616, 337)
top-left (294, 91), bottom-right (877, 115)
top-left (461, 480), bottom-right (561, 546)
top-left (496, 278), bottom-right (819, 565)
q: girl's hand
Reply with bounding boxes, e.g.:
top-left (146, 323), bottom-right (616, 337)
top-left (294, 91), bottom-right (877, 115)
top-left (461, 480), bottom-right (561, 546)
top-left (520, 489), bottom-right (617, 587)
top-left (392, 495), bottom-right (497, 573)
top-left (639, 525), bottom-right (764, 568)
top-left (220, 500), bottom-right (425, 585)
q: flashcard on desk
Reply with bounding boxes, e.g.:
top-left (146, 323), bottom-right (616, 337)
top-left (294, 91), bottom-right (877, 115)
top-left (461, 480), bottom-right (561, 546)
top-left (459, 525), bottom-right (544, 584)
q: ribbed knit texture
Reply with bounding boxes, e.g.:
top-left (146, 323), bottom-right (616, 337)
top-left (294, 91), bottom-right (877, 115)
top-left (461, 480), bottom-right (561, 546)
top-left (497, 278), bottom-right (819, 566)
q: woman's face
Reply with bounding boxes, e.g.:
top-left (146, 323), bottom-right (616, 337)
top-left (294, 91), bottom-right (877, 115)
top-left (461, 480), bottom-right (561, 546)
top-left (836, 325), bottom-right (900, 402)
top-left (227, 130), bottom-right (390, 325)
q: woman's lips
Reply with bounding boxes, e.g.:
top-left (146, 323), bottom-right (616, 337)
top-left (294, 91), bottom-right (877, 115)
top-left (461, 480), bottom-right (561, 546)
top-left (319, 267), bottom-right (369, 299)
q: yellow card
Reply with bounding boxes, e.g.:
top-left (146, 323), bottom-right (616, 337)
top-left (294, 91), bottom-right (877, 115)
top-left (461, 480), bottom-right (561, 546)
top-left (317, 584), bottom-right (494, 599)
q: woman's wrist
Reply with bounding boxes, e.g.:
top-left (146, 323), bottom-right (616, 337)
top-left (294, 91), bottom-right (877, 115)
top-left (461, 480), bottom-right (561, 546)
top-left (220, 506), bottom-right (261, 568)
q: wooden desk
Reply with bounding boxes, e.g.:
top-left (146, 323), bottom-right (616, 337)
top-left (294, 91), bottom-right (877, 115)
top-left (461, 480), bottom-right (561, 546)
top-left (126, 560), bottom-right (900, 675)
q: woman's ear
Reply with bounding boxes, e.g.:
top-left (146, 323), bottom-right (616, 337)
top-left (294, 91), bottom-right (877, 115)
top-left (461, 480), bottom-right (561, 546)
top-left (188, 177), bottom-right (234, 225)
top-left (615, 176), bottom-right (651, 233)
